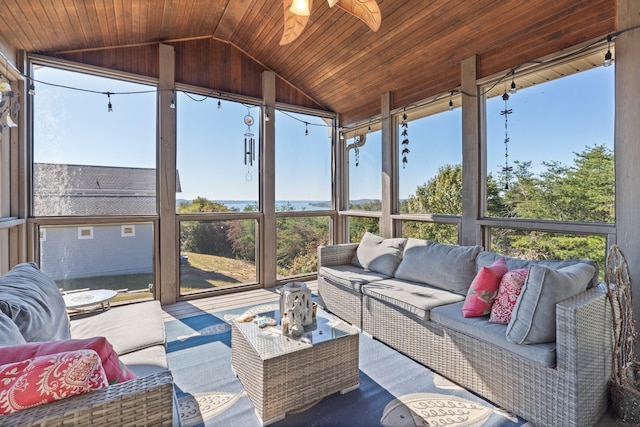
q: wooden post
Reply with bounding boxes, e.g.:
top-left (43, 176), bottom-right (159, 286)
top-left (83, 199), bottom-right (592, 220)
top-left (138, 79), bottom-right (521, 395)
top-left (261, 71), bottom-right (277, 287)
top-left (616, 0), bottom-right (640, 350)
top-left (157, 44), bottom-right (177, 305)
top-left (380, 92), bottom-right (396, 238)
top-left (461, 55), bottom-right (481, 246)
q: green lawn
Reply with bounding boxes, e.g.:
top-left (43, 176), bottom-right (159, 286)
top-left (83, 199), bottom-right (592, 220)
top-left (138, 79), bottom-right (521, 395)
top-left (55, 252), bottom-right (256, 298)
top-left (179, 251), bottom-right (256, 292)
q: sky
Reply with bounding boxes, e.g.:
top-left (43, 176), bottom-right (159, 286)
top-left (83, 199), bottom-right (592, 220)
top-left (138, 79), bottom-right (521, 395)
top-left (33, 64), bottom-right (614, 203)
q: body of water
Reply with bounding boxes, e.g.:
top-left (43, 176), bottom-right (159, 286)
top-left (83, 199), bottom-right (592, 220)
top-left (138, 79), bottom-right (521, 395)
top-left (215, 200), bottom-right (331, 211)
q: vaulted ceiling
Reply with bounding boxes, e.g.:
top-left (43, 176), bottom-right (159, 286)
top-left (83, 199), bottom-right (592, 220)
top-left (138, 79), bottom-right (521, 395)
top-left (0, 0), bottom-right (616, 125)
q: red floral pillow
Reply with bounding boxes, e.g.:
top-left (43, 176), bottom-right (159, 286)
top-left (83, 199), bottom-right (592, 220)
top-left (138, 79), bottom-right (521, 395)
top-left (462, 257), bottom-right (508, 317)
top-left (489, 268), bottom-right (529, 324)
top-left (0, 349), bottom-right (108, 414)
top-left (0, 337), bottom-right (137, 385)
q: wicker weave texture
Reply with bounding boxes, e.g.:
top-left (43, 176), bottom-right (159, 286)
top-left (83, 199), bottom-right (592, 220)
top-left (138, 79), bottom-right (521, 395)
top-left (361, 284), bottom-right (612, 427)
top-left (317, 243), bottom-right (362, 328)
top-left (318, 243), bottom-right (358, 267)
top-left (317, 276), bottom-right (362, 328)
top-left (232, 320), bottom-right (359, 423)
top-left (0, 370), bottom-right (175, 427)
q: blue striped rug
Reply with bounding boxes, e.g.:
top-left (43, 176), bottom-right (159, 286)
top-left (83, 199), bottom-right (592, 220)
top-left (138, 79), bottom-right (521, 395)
top-left (165, 302), bottom-right (530, 427)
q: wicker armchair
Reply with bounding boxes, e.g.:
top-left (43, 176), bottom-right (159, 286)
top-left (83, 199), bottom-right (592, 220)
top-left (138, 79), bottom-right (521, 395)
top-left (0, 371), bottom-right (176, 427)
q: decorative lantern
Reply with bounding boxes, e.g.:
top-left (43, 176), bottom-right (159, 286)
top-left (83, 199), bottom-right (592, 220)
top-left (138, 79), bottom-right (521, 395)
top-left (278, 282), bottom-right (313, 327)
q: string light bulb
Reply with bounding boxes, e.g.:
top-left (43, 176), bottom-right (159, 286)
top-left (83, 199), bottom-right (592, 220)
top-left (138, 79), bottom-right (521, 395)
top-left (106, 92), bottom-right (113, 112)
top-left (509, 72), bottom-right (517, 94)
top-left (169, 91), bottom-right (176, 109)
top-left (217, 97), bottom-right (222, 109)
top-left (448, 91), bottom-right (454, 111)
top-left (265, 111), bottom-right (270, 122)
top-left (305, 122), bottom-right (309, 136)
top-left (368, 119), bottom-right (371, 132)
top-left (604, 35), bottom-right (614, 67)
top-left (28, 83), bottom-right (35, 96)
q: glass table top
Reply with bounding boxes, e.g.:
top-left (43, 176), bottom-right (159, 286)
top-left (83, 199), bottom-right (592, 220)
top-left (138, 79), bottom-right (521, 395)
top-left (232, 308), bottom-right (359, 360)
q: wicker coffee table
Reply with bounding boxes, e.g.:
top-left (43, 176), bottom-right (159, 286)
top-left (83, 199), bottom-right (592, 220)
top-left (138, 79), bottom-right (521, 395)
top-left (231, 307), bottom-right (359, 426)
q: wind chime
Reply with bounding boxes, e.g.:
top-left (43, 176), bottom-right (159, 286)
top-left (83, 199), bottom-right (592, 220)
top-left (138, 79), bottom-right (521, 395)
top-left (401, 110), bottom-right (409, 168)
top-left (243, 109), bottom-right (255, 181)
top-left (500, 91), bottom-right (513, 190)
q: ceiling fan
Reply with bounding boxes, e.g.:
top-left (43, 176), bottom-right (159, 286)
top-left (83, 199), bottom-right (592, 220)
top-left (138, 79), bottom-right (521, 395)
top-left (280, 0), bottom-right (382, 45)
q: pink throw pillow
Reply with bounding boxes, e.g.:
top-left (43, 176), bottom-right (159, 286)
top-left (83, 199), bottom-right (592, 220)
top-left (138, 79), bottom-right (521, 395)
top-left (0, 349), bottom-right (108, 414)
top-left (0, 337), bottom-right (137, 385)
top-left (462, 257), bottom-right (508, 317)
top-left (489, 268), bottom-right (529, 324)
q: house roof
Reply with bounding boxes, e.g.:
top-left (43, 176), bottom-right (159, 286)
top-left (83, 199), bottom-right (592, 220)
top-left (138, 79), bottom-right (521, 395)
top-left (0, 1), bottom-right (615, 126)
top-left (33, 163), bottom-right (181, 216)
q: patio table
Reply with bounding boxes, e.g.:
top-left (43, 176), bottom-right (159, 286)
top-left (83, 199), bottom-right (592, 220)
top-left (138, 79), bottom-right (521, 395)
top-left (231, 307), bottom-right (359, 426)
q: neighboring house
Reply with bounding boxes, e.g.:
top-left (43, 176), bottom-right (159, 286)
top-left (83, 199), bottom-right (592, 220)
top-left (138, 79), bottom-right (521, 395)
top-left (34, 163), bottom-right (181, 282)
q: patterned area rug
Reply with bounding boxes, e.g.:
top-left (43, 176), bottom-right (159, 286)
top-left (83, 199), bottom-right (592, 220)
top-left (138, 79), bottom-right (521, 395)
top-left (165, 302), bottom-right (531, 427)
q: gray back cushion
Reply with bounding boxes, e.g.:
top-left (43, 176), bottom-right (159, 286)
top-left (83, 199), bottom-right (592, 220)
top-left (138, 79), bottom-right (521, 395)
top-left (506, 263), bottom-right (595, 344)
top-left (0, 310), bottom-right (26, 347)
top-left (476, 251), bottom-right (599, 289)
top-left (394, 239), bottom-right (482, 295)
top-left (0, 262), bottom-right (71, 342)
top-left (351, 232), bottom-right (407, 277)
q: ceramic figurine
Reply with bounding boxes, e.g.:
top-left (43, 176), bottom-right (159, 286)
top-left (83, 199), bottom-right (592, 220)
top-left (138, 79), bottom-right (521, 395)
top-left (288, 296), bottom-right (304, 336)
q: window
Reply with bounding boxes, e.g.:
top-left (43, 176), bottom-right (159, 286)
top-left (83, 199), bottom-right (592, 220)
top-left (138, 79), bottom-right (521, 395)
top-left (275, 110), bottom-right (332, 211)
top-left (179, 219), bottom-right (257, 295)
top-left (485, 65), bottom-right (614, 223)
top-left (399, 101), bottom-right (462, 215)
top-left (401, 220), bottom-right (459, 245)
top-left (488, 227), bottom-right (607, 280)
top-left (276, 215), bottom-right (330, 279)
top-left (274, 110), bottom-right (333, 280)
top-left (77, 227), bottom-right (93, 239)
top-left (348, 132), bottom-right (381, 211)
top-left (32, 65), bottom-right (157, 217)
top-left (348, 217), bottom-right (379, 243)
top-left (40, 223), bottom-right (154, 301)
top-left (121, 225), bottom-right (135, 237)
top-left (176, 93), bottom-right (259, 211)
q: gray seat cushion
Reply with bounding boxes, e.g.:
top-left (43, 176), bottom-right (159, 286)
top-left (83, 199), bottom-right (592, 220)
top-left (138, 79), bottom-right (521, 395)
top-left (0, 262), bottom-right (71, 342)
top-left (394, 239), bottom-right (482, 295)
top-left (476, 251), bottom-right (599, 289)
top-left (430, 301), bottom-right (557, 367)
top-left (351, 232), bottom-right (407, 276)
top-left (319, 265), bottom-right (390, 293)
top-left (363, 278), bottom-right (465, 321)
top-left (119, 345), bottom-right (168, 378)
top-left (71, 300), bottom-right (165, 355)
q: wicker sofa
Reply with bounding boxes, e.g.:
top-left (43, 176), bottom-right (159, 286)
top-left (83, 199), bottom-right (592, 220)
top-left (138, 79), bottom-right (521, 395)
top-left (317, 233), bottom-right (612, 427)
top-left (0, 262), bottom-right (176, 426)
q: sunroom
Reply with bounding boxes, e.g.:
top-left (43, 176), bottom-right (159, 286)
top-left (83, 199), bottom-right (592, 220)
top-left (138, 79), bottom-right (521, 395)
top-left (0, 1), bottom-right (635, 426)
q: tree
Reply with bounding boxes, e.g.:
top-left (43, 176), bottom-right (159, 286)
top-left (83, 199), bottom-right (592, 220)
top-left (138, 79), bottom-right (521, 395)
top-left (178, 197), bottom-right (233, 256)
top-left (348, 200), bottom-right (380, 242)
top-left (492, 145), bottom-right (614, 276)
top-left (403, 164), bottom-right (473, 244)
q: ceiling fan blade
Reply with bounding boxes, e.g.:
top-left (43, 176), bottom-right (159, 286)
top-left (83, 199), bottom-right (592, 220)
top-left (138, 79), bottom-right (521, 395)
top-left (280, 0), bottom-right (313, 45)
top-left (335, 0), bottom-right (381, 32)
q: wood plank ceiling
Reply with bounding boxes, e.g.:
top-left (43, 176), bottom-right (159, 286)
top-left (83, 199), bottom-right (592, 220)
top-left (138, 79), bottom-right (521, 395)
top-left (0, 0), bottom-right (615, 126)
